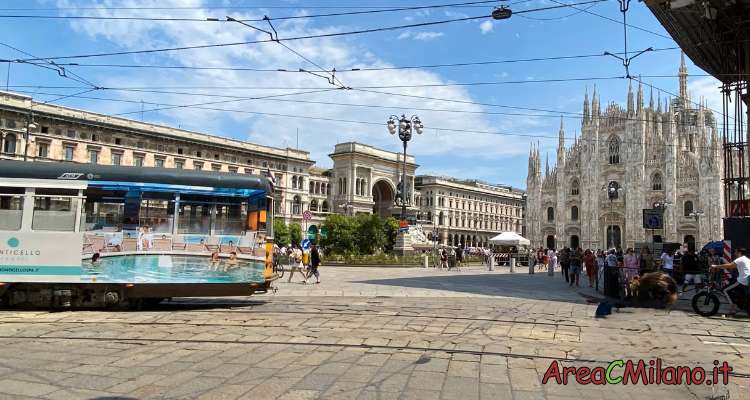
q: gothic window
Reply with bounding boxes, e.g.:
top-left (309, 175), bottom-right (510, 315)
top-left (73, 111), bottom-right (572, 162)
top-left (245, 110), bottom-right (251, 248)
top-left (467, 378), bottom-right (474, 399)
top-left (292, 176), bottom-right (298, 189)
top-left (608, 136), bottom-right (620, 164)
top-left (547, 207), bottom-right (555, 222)
top-left (571, 206), bottom-right (579, 221)
top-left (571, 179), bottom-right (580, 196)
top-left (310, 200), bottom-right (318, 212)
top-left (309, 181), bottom-right (314, 194)
top-left (439, 212), bottom-right (445, 226)
top-left (684, 200), bottom-right (694, 217)
top-left (652, 173), bottom-right (663, 191)
top-left (321, 201), bottom-right (329, 212)
top-left (338, 178), bottom-right (343, 195)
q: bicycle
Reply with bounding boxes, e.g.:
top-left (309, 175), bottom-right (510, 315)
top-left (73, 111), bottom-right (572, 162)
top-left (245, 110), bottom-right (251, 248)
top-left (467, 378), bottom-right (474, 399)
top-left (272, 254), bottom-right (285, 279)
top-left (691, 270), bottom-right (732, 317)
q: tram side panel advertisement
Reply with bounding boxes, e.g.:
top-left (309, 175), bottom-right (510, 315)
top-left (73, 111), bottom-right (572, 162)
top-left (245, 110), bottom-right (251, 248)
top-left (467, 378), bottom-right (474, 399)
top-left (0, 232), bottom-right (83, 283)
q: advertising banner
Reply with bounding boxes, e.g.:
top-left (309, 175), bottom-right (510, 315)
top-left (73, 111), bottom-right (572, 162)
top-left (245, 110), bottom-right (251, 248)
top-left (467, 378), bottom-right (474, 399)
top-left (0, 232), bottom-right (83, 283)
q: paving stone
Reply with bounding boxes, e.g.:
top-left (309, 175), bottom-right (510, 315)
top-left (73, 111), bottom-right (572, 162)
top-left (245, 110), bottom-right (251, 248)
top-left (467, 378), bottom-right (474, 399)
top-left (0, 379), bottom-right (60, 397)
top-left (196, 384), bottom-right (256, 400)
top-left (407, 371), bottom-right (445, 390)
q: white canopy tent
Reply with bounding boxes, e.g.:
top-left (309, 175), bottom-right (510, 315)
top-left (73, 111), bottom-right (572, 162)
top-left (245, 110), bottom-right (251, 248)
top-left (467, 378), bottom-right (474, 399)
top-left (489, 232), bottom-right (531, 247)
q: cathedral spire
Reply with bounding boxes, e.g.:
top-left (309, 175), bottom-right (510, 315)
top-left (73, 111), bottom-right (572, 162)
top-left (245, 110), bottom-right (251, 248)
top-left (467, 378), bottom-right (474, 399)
top-left (592, 85), bottom-right (600, 118)
top-left (582, 87), bottom-right (590, 126)
top-left (649, 86), bottom-right (654, 111)
top-left (657, 92), bottom-right (662, 113)
top-left (626, 80), bottom-right (634, 115)
top-left (636, 77), bottom-right (644, 116)
top-left (545, 152), bottom-right (549, 177)
top-left (679, 51), bottom-right (689, 105)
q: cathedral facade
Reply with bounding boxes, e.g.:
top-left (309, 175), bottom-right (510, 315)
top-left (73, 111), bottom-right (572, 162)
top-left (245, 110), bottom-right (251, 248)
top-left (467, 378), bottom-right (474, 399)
top-left (525, 55), bottom-right (723, 251)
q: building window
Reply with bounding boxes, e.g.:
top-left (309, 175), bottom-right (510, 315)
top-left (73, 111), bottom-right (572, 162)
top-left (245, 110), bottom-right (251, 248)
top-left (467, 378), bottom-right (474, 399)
top-left (652, 173), bottom-right (663, 191)
top-left (64, 145), bottom-right (75, 161)
top-left (684, 200), bottom-right (694, 217)
top-left (156, 144), bottom-right (165, 152)
top-left (114, 138), bottom-right (122, 145)
top-left (175, 159), bottom-right (184, 169)
top-left (214, 153), bottom-right (220, 160)
top-left (608, 136), bottom-right (620, 164)
top-left (571, 179), bottom-right (580, 196)
top-left (322, 201), bottom-right (329, 212)
top-left (155, 158), bottom-right (165, 168)
top-left (310, 199), bottom-right (318, 212)
top-left (194, 162), bottom-right (203, 170)
top-left (228, 166), bottom-right (238, 173)
top-left (36, 142), bottom-right (49, 158)
top-left (40, 126), bottom-right (49, 134)
top-left (547, 207), bottom-right (555, 222)
top-left (133, 155), bottom-right (144, 167)
top-left (196, 151), bottom-right (202, 158)
top-left (292, 196), bottom-right (302, 215)
top-left (111, 152), bottom-right (122, 166)
top-left (177, 147), bottom-right (183, 155)
top-left (212, 164), bottom-right (221, 171)
top-left (2, 134), bottom-right (17, 154)
top-left (88, 149), bottom-right (99, 164)
top-left (66, 130), bottom-right (76, 138)
top-left (571, 206), bottom-right (579, 221)
top-left (91, 134), bottom-right (98, 142)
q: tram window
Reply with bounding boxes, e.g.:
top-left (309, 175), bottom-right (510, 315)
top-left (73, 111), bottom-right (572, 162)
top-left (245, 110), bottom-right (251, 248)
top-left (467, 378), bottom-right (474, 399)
top-left (140, 192), bottom-right (174, 233)
top-left (247, 196), bottom-right (267, 234)
top-left (82, 189), bottom-right (127, 232)
top-left (177, 198), bottom-right (211, 235)
top-left (214, 199), bottom-right (247, 235)
top-left (33, 189), bottom-right (77, 231)
top-left (0, 187), bottom-right (24, 231)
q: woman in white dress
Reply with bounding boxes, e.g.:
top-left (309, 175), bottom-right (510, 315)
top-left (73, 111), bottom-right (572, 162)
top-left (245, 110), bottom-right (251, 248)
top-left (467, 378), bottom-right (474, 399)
top-left (547, 248), bottom-right (557, 276)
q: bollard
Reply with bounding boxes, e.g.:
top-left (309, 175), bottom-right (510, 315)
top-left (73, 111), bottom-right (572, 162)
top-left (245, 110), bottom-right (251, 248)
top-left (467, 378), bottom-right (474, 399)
top-left (489, 255), bottom-right (494, 271)
top-left (548, 260), bottom-right (555, 276)
top-left (423, 254), bottom-right (429, 269)
top-left (510, 257), bottom-right (516, 273)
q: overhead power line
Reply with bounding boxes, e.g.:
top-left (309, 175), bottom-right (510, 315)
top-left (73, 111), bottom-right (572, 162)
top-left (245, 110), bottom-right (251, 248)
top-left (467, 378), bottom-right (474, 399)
top-left (15, 0), bottom-right (607, 62)
top-left (0, 3), bottom-right (520, 11)
top-left (0, 46), bottom-right (682, 73)
top-left (0, 0), bottom-right (507, 23)
top-left (13, 87), bottom-right (726, 151)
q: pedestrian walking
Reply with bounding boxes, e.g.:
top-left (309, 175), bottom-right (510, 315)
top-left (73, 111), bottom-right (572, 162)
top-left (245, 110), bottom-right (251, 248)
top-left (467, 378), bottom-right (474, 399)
top-left (559, 247), bottom-right (570, 283)
top-left (569, 247), bottom-right (582, 287)
top-left (584, 249), bottom-right (596, 288)
top-left (547, 247), bottom-right (557, 276)
top-left (306, 244), bottom-right (321, 284)
top-left (660, 250), bottom-right (674, 277)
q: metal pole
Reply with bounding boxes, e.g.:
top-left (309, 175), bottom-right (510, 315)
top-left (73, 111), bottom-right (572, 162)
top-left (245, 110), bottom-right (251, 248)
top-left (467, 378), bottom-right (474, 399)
top-left (402, 139), bottom-right (407, 220)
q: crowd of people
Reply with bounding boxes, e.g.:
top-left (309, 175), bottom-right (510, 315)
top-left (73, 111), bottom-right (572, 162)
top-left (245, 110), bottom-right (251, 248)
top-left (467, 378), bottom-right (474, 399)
top-left (275, 243), bottom-right (322, 284)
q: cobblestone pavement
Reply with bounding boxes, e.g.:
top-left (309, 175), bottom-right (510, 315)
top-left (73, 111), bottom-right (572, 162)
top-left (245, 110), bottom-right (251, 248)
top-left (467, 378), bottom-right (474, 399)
top-left (0, 266), bottom-right (749, 399)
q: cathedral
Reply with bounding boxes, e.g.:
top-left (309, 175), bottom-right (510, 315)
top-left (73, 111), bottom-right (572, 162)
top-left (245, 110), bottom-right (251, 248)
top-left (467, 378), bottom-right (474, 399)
top-left (525, 54), bottom-right (723, 251)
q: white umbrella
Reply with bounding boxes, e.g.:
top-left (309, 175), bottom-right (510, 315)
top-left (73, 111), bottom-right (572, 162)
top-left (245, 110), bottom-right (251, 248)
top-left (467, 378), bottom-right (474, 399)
top-left (489, 232), bottom-right (531, 247)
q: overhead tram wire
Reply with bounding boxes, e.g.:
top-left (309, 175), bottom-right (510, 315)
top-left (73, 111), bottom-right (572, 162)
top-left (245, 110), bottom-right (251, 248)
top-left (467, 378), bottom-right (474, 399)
top-left (0, 0), bottom-right (509, 23)
top-left (14, 81), bottom-right (740, 130)
top-left (0, 42), bottom-right (100, 89)
top-left (15, 88), bottom-right (726, 152)
top-left (0, 3), bottom-right (521, 11)
top-left (15, 0), bottom-right (607, 62)
top-left (0, 46), bottom-right (681, 73)
top-left (548, 0), bottom-right (673, 41)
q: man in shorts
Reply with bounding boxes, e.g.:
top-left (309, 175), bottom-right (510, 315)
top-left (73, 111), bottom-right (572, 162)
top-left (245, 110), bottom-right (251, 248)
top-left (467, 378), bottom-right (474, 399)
top-left (711, 247), bottom-right (750, 315)
top-left (680, 248), bottom-right (702, 293)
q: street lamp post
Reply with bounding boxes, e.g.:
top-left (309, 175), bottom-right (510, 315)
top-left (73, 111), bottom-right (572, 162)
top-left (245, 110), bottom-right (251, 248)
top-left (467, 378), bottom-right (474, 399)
top-left (602, 182), bottom-right (624, 249)
top-left (387, 114), bottom-right (423, 255)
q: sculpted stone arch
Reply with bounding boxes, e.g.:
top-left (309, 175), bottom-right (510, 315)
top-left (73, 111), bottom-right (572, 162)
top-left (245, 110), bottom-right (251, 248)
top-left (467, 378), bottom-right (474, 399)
top-left (372, 178), bottom-right (396, 218)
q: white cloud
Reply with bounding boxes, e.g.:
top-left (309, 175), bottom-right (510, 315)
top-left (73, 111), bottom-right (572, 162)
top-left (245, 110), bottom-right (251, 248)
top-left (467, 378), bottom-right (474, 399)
top-left (55, 0), bottom-right (538, 173)
top-left (397, 31), bottom-right (444, 41)
top-left (688, 76), bottom-right (724, 114)
top-left (479, 21), bottom-right (494, 34)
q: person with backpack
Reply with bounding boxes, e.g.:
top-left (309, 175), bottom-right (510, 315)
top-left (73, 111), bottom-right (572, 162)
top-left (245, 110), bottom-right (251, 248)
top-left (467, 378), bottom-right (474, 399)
top-left (569, 247), bottom-right (582, 287)
top-left (559, 247), bottom-right (570, 283)
top-left (306, 244), bottom-right (321, 284)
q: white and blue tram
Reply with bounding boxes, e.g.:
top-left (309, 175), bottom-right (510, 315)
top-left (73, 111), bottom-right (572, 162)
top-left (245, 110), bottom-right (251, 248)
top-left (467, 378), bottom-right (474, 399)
top-left (0, 160), bottom-right (276, 308)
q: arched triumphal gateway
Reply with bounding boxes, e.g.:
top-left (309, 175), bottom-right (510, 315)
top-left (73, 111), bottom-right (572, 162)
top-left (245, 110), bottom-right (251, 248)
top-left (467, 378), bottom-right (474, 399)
top-left (329, 142), bottom-right (418, 219)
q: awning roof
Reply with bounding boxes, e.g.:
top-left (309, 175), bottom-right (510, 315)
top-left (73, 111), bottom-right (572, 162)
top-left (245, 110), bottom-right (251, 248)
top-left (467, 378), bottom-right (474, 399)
top-left (644, 0), bottom-right (750, 83)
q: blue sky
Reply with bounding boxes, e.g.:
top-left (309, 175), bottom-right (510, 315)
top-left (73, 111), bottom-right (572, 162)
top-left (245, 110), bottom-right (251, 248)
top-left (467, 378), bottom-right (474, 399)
top-left (0, 0), bottom-right (722, 189)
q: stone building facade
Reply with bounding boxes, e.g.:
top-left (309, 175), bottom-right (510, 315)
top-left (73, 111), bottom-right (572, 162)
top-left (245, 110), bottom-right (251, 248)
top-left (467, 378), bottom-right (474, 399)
top-left (415, 176), bottom-right (525, 247)
top-left (525, 55), bottom-right (723, 251)
top-left (0, 90), bottom-right (524, 244)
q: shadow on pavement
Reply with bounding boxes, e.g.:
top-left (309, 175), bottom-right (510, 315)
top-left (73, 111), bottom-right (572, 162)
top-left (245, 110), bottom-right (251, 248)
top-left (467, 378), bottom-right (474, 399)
top-left (355, 272), bottom-right (600, 304)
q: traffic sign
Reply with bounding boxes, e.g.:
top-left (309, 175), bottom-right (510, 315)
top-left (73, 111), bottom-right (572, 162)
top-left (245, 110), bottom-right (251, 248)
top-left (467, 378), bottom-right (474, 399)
top-left (302, 210), bottom-right (312, 221)
top-left (301, 239), bottom-right (311, 250)
top-left (642, 209), bottom-right (664, 230)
